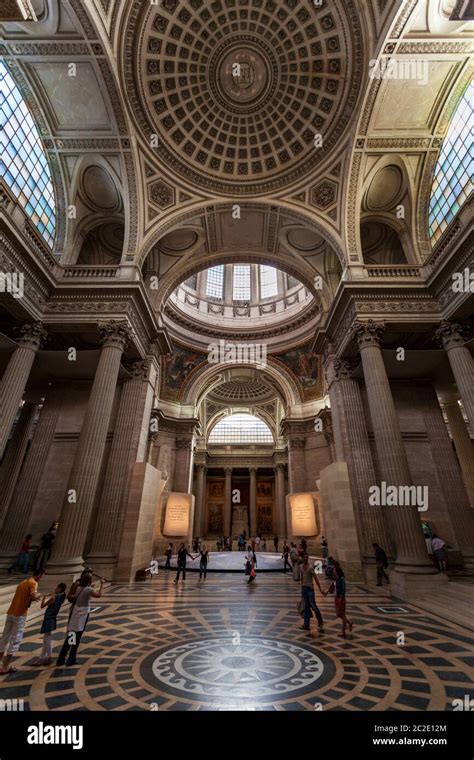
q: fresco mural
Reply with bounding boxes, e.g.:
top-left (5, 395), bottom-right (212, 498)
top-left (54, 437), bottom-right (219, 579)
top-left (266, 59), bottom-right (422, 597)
top-left (161, 345), bottom-right (207, 400)
top-left (274, 345), bottom-right (322, 400)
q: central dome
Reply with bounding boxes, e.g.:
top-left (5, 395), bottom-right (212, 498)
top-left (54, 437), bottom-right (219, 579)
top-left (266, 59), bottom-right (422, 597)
top-left (125, 0), bottom-right (363, 194)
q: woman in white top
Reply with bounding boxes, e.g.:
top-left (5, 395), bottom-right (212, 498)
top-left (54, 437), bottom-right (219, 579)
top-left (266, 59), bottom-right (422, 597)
top-left (431, 534), bottom-right (447, 572)
top-left (56, 572), bottom-right (103, 667)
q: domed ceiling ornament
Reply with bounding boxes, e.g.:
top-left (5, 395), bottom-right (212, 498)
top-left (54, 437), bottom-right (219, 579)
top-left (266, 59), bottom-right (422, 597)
top-left (123, 0), bottom-right (363, 195)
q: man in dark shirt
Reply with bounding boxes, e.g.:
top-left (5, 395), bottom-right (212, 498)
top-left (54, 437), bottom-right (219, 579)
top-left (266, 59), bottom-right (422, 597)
top-left (372, 542), bottom-right (390, 586)
top-left (173, 543), bottom-right (196, 584)
top-left (299, 554), bottom-right (325, 632)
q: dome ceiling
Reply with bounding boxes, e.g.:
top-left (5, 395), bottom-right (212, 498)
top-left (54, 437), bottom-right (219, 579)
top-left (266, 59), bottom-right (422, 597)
top-left (209, 376), bottom-right (275, 403)
top-left (123, 0), bottom-right (363, 195)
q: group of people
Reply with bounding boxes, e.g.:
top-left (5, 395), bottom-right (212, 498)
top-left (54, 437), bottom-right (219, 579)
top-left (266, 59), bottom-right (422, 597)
top-left (0, 567), bottom-right (104, 674)
top-left (7, 525), bottom-right (57, 575)
top-left (171, 543), bottom-right (210, 583)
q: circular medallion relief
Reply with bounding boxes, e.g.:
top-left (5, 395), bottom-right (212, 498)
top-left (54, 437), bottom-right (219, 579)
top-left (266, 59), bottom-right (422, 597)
top-left (123, 0), bottom-right (363, 195)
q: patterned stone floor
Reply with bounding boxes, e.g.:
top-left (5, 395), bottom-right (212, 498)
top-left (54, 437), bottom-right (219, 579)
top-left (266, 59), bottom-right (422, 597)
top-left (0, 572), bottom-right (473, 711)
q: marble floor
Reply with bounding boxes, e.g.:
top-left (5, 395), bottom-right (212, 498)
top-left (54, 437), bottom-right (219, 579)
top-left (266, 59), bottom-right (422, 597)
top-left (0, 572), bottom-right (473, 711)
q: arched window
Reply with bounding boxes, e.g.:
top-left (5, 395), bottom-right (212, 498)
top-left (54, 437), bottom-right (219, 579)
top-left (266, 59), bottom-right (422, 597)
top-left (209, 413), bottom-right (274, 444)
top-left (233, 265), bottom-right (251, 300)
top-left (0, 61), bottom-right (56, 247)
top-left (429, 80), bottom-right (473, 244)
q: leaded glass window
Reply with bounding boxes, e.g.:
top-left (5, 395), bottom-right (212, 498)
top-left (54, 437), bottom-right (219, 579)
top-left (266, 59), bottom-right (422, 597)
top-left (260, 265), bottom-right (278, 299)
top-left (233, 265), bottom-right (251, 300)
top-left (0, 61), bottom-right (56, 247)
top-left (206, 265), bottom-right (224, 298)
top-left (209, 413), bottom-right (274, 444)
top-left (429, 80), bottom-right (473, 245)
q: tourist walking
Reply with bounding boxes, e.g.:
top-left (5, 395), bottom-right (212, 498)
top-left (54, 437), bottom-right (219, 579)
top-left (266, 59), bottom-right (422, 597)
top-left (174, 543), bottom-right (196, 584)
top-left (431, 534), bottom-right (448, 572)
top-left (198, 546), bottom-right (210, 581)
top-left (32, 583), bottom-right (67, 666)
top-left (299, 554), bottom-right (325, 632)
top-left (245, 546), bottom-right (257, 584)
top-left (372, 542), bottom-right (390, 586)
top-left (255, 535), bottom-right (261, 551)
top-left (301, 537), bottom-right (307, 553)
top-left (0, 570), bottom-right (43, 673)
top-left (330, 561), bottom-right (353, 638)
top-left (164, 543), bottom-right (173, 570)
top-left (57, 573), bottom-right (104, 666)
top-left (282, 542), bottom-right (291, 573)
top-left (34, 528), bottom-right (55, 572)
top-left (290, 543), bottom-right (300, 581)
top-left (8, 533), bottom-right (32, 574)
top-left (320, 535), bottom-right (328, 559)
top-left (273, 536), bottom-right (279, 552)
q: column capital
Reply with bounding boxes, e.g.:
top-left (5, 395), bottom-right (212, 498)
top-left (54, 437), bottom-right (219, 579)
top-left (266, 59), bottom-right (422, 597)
top-left (196, 464), bottom-right (207, 473)
top-left (333, 358), bottom-right (353, 381)
top-left (351, 319), bottom-right (385, 349)
top-left (435, 320), bottom-right (469, 351)
top-left (224, 466), bottom-right (233, 475)
top-left (126, 359), bottom-right (151, 379)
top-left (274, 463), bottom-right (286, 472)
top-left (249, 466), bottom-right (258, 474)
top-left (98, 321), bottom-right (132, 350)
top-left (289, 437), bottom-right (306, 450)
top-left (176, 437), bottom-right (193, 450)
top-left (15, 322), bottom-right (47, 351)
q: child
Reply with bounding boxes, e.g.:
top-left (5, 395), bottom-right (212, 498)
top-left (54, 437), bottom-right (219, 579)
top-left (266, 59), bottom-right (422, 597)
top-left (331, 562), bottom-right (353, 638)
top-left (32, 583), bottom-right (66, 666)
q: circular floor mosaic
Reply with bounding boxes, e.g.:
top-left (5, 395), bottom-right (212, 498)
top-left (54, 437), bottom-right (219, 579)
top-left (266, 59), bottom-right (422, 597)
top-left (146, 636), bottom-right (331, 701)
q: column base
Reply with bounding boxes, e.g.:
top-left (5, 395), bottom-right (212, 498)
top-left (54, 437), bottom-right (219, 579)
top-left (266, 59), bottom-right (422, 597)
top-left (389, 568), bottom-right (448, 601)
top-left (0, 554), bottom-right (21, 571)
top-left (45, 556), bottom-right (85, 578)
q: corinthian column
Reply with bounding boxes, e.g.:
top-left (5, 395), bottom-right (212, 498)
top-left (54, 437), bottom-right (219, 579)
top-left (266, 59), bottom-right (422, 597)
top-left (86, 360), bottom-right (153, 576)
top-left (47, 321), bottom-right (131, 576)
top-left (436, 321), bottom-right (474, 430)
top-left (194, 465), bottom-right (207, 537)
top-left (0, 400), bottom-right (38, 529)
top-left (275, 464), bottom-right (287, 538)
top-left (351, 320), bottom-right (435, 577)
top-left (174, 436), bottom-right (194, 493)
top-left (443, 399), bottom-right (474, 507)
top-left (0, 322), bottom-right (46, 459)
top-left (224, 467), bottom-right (232, 537)
top-left (333, 358), bottom-right (391, 560)
top-left (0, 385), bottom-right (62, 565)
top-left (249, 467), bottom-right (257, 537)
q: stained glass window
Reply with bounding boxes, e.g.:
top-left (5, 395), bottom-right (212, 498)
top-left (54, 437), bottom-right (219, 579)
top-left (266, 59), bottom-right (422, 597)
top-left (209, 413), bottom-right (274, 444)
top-left (233, 265), bottom-right (251, 300)
top-left (206, 265), bottom-right (224, 298)
top-left (260, 265), bottom-right (278, 298)
top-left (0, 61), bottom-right (56, 247)
top-left (429, 80), bottom-right (473, 245)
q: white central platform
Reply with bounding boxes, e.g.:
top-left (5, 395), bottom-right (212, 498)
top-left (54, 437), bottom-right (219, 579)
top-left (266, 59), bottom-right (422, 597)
top-left (157, 551), bottom-right (288, 573)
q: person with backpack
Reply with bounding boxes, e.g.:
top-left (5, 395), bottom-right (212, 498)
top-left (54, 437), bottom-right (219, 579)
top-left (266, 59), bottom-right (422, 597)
top-left (32, 582), bottom-right (67, 666)
top-left (372, 542), bottom-right (390, 586)
top-left (56, 572), bottom-right (103, 666)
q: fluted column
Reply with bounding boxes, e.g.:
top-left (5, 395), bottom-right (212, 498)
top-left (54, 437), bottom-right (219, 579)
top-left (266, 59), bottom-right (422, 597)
top-left (421, 385), bottom-right (474, 568)
top-left (194, 465), bottom-right (207, 537)
top-left (174, 436), bottom-right (194, 493)
top-left (351, 320), bottom-right (434, 575)
top-left (0, 400), bottom-right (38, 529)
top-left (436, 321), bottom-right (474, 430)
top-left (324, 350), bottom-right (346, 461)
top-left (0, 322), bottom-right (46, 459)
top-left (0, 385), bottom-right (62, 563)
top-left (87, 360), bottom-right (152, 574)
top-left (443, 399), bottom-right (474, 507)
top-left (333, 358), bottom-right (391, 559)
top-left (47, 321), bottom-right (131, 575)
top-left (249, 467), bottom-right (257, 537)
top-left (224, 467), bottom-right (232, 537)
top-left (275, 464), bottom-right (287, 538)
top-left (287, 438), bottom-right (307, 493)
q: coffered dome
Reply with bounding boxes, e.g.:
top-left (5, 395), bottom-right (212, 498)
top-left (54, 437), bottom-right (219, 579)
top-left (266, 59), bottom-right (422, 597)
top-left (123, 0), bottom-right (363, 194)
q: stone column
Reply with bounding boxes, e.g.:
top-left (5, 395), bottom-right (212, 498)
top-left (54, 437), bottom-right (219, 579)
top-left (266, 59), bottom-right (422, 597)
top-left (174, 436), bottom-right (194, 493)
top-left (436, 321), bottom-right (474, 430)
top-left (275, 464), bottom-right (287, 538)
top-left (287, 438), bottom-right (307, 493)
top-left (351, 321), bottom-right (435, 580)
top-left (333, 358), bottom-right (391, 560)
top-left (249, 467), bottom-right (257, 537)
top-left (324, 350), bottom-right (346, 461)
top-left (86, 360), bottom-right (154, 576)
top-left (0, 385), bottom-right (62, 565)
top-left (224, 467), bottom-right (232, 537)
top-left (0, 400), bottom-right (38, 529)
top-left (0, 322), bottom-right (46, 459)
top-left (421, 385), bottom-right (474, 568)
top-left (47, 321), bottom-right (131, 576)
top-left (194, 465), bottom-right (207, 537)
top-left (443, 399), bottom-right (474, 507)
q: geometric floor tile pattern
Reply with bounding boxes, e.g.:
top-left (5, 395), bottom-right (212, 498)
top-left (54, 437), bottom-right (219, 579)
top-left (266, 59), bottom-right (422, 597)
top-left (1, 573), bottom-right (473, 711)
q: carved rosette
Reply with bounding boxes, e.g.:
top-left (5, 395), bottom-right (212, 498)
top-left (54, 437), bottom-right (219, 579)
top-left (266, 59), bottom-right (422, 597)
top-left (15, 322), bottom-right (47, 351)
top-left (98, 321), bottom-right (132, 351)
top-left (351, 319), bottom-right (385, 349)
top-left (435, 320), bottom-right (469, 351)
